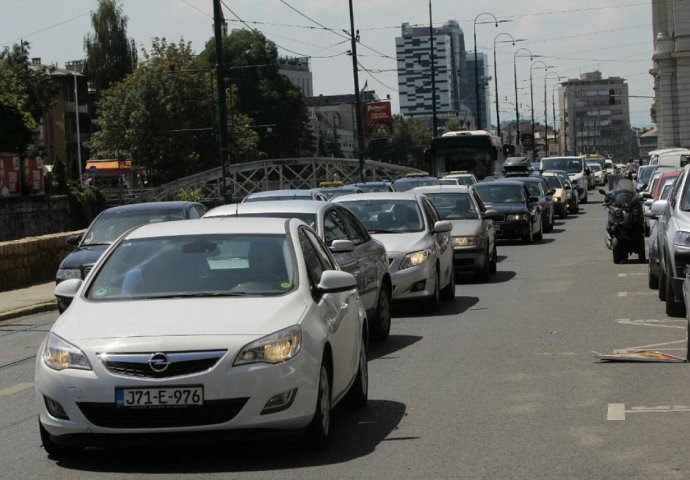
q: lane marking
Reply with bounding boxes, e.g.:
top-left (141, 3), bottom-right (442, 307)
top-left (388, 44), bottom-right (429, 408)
top-left (607, 404), bottom-right (690, 421)
top-left (607, 403), bottom-right (626, 421)
top-left (0, 382), bottom-right (34, 397)
top-left (616, 318), bottom-right (685, 329)
top-left (618, 273), bottom-right (645, 278)
top-left (618, 291), bottom-right (657, 297)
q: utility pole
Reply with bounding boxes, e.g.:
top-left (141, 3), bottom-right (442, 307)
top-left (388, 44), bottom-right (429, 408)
top-left (213, 0), bottom-right (231, 203)
top-left (348, 0), bottom-right (366, 182)
top-left (429, 0), bottom-right (438, 138)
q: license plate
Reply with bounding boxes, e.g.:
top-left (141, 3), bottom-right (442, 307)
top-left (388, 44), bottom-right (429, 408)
top-left (115, 386), bottom-right (203, 408)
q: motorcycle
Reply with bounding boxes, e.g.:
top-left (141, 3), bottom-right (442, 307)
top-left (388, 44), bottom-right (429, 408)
top-left (599, 177), bottom-right (646, 264)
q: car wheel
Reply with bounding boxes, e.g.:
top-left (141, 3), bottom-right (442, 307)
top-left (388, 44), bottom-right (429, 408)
top-left (345, 338), bottom-right (368, 408)
top-left (582, 191), bottom-right (588, 204)
top-left (560, 207), bottom-right (567, 219)
top-left (441, 265), bottom-right (455, 300)
top-left (535, 219), bottom-right (543, 241)
top-left (648, 262), bottom-right (659, 289)
top-left (426, 267), bottom-right (441, 312)
top-left (489, 245), bottom-right (497, 274)
top-left (686, 318), bottom-right (690, 362)
top-left (638, 237), bottom-right (647, 264)
top-left (304, 363), bottom-right (331, 450)
top-left (40, 422), bottom-right (82, 458)
top-left (659, 262), bottom-right (667, 301)
top-left (522, 222), bottom-right (534, 244)
top-left (371, 283), bottom-right (391, 342)
top-left (665, 261), bottom-right (685, 317)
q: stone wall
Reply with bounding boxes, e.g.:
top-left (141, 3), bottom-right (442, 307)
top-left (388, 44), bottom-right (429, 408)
top-left (0, 230), bottom-right (83, 291)
top-left (0, 195), bottom-right (72, 241)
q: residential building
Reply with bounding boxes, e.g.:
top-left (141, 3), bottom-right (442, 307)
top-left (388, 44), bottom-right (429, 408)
top-left (277, 56), bottom-right (313, 97)
top-left (638, 128), bottom-right (659, 161)
top-left (395, 21), bottom-right (472, 130)
top-left (558, 71), bottom-right (632, 162)
top-left (651, 0), bottom-right (690, 148)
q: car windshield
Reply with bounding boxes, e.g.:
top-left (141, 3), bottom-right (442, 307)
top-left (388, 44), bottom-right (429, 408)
top-left (82, 209), bottom-right (184, 246)
top-left (338, 199), bottom-right (424, 233)
top-left (660, 182), bottom-right (674, 200)
top-left (393, 178), bottom-right (440, 192)
top-left (544, 176), bottom-right (562, 189)
top-left (424, 193), bottom-right (479, 220)
top-left (637, 166), bottom-right (655, 184)
top-left (542, 158), bottom-right (583, 174)
top-left (588, 164), bottom-right (602, 172)
top-left (86, 234), bottom-right (296, 300)
top-left (474, 184), bottom-right (525, 203)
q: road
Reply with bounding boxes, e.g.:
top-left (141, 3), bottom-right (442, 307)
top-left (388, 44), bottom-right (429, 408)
top-left (2, 190), bottom-right (690, 479)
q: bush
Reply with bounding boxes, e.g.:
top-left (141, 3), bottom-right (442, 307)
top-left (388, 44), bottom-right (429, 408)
top-left (177, 187), bottom-right (204, 202)
top-left (68, 186), bottom-right (108, 229)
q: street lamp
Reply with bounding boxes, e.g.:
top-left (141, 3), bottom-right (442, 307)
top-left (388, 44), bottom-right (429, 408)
top-left (493, 33), bottom-right (524, 141)
top-left (543, 71), bottom-right (564, 156)
top-left (551, 82), bottom-right (565, 155)
top-left (473, 12), bottom-right (510, 130)
top-left (513, 48), bottom-right (537, 148)
top-left (529, 60), bottom-right (552, 157)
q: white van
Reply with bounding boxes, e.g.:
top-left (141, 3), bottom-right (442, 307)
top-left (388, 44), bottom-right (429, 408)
top-left (655, 148), bottom-right (690, 169)
top-left (541, 156), bottom-right (590, 203)
top-left (648, 148), bottom-right (689, 166)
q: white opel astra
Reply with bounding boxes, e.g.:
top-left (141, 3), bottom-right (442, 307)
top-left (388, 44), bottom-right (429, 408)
top-left (37, 217), bottom-right (368, 456)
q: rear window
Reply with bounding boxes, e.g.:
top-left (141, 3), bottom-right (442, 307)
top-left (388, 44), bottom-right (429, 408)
top-left (82, 209), bottom-right (184, 246)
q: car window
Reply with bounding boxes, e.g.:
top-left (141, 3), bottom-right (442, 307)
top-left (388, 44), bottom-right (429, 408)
top-left (677, 170), bottom-right (690, 210)
top-left (304, 228), bottom-right (336, 271)
top-left (544, 176), bottom-right (562, 189)
top-left (299, 229), bottom-right (325, 287)
top-left (338, 207), bottom-right (369, 246)
top-left (82, 209), bottom-right (186, 246)
top-left (421, 198), bottom-right (440, 230)
top-left (188, 206), bottom-right (202, 219)
top-left (522, 182), bottom-right (542, 197)
top-left (323, 209), bottom-right (351, 245)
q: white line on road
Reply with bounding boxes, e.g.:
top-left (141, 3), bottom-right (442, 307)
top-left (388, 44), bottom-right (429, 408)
top-left (618, 273), bottom-right (645, 278)
top-left (0, 382), bottom-right (34, 397)
top-left (607, 403), bottom-right (690, 421)
top-left (616, 318), bottom-right (686, 329)
top-left (607, 403), bottom-right (626, 421)
top-left (618, 291), bottom-right (657, 297)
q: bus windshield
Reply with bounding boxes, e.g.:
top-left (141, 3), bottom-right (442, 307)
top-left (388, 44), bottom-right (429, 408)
top-left (431, 133), bottom-right (500, 179)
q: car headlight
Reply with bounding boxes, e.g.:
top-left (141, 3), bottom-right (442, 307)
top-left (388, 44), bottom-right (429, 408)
top-left (674, 231), bottom-right (690, 247)
top-left (399, 249), bottom-right (432, 270)
top-left (43, 333), bottom-right (92, 371)
top-left (452, 236), bottom-right (481, 248)
top-left (234, 326), bottom-right (302, 366)
top-left (506, 213), bottom-right (527, 222)
top-left (56, 268), bottom-right (81, 282)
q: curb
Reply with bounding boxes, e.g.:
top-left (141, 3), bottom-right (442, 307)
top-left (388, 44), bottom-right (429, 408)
top-left (0, 301), bottom-right (58, 322)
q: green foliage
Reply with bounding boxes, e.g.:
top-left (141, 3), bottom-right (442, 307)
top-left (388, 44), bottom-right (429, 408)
top-left (52, 156), bottom-right (68, 194)
top-left (0, 92), bottom-right (36, 151)
top-left (388, 116), bottom-right (432, 169)
top-left (67, 186), bottom-right (108, 229)
top-left (177, 187), bottom-right (204, 202)
top-left (650, 102), bottom-right (657, 124)
top-left (83, 0), bottom-right (137, 96)
top-left (199, 29), bottom-right (315, 158)
top-left (443, 117), bottom-right (463, 133)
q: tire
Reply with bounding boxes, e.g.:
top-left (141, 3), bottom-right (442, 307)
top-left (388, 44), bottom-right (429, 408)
top-left (638, 238), bottom-right (647, 264)
top-left (371, 284), bottom-right (391, 342)
top-left (522, 222), bottom-right (534, 244)
top-left (582, 191), bottom-right (588, 204)
top-left (560, 207), bottom-right (567, 220)
top-left (304, 363), bottom-right (331, 450)
top-left (665, 261), bottom-right (685, 317)
top-left (648, 262), bottom-right (659, 289)
top-left (535, 219), bottom-right (544, 241)
top-left (659, 262), bottom-right (667, 301)
top-left (489, 245), bottom-right (497, 274)
top-left (477, 248), bottom-right (491, 281)
top-left (40, 422), bottom-right (82, 458)
top-left (441, 265), bottom-right (455, 301)
top-left (612, 242), bottom-right (624, 264)
top-left (345, 339), bottom-right (368, 408)
top-left (426, 267), bottom-right (441, 312)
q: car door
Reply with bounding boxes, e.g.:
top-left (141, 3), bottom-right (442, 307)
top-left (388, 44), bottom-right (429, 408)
top-left (472, 189), bottom-right (494, 254)
top-left (421, 197), bottom-right (452, 287)
top-left (660, 169), bottom-right (688, 275)
top-left (299, 227), bottom-right (358, 398)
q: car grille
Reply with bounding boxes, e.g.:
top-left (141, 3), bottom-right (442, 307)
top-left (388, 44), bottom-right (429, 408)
top-left (98, 351), bottom-right (227, 378)
top-left (77, 398), bottom-right (249, 428)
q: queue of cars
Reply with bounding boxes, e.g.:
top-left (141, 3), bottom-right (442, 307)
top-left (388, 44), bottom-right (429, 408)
top-left (41, 166), bottom-right (580, 457)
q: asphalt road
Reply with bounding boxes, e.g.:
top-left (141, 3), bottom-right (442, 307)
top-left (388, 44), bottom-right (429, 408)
top-left (2, 189), bottom-right (690, 479)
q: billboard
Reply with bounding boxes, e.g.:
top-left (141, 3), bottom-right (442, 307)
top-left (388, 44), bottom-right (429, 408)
top-left (0, 154), bottom-right (20, 196)
top-left (365, 101), bottom-right (393, 139)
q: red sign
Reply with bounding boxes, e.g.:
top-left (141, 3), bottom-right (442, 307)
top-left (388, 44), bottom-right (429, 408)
top-left (24, 155), bottom-right (45, 194)
top-left (365, 102), bottom-right (393, 138)
top-left (0, 154), bottom-right (21, 196)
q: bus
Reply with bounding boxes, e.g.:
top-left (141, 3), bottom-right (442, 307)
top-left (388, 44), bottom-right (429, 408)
top-left (428, 130), bottom-right (503, 180)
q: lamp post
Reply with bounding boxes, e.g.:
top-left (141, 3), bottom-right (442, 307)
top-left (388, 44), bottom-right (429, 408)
top-left (347, 0), bottom-right (366, 182)
top-left (473, 13), bottom-right (509, 130)
top-left (212, 0), bottom-right (231, 203)
top-left (529, 60), bottom-right (551, 156)
top-left (493, 33), bottom-right (523, 142)
top-left (513, 48), bottom-right (536, 148)
top-left (543, 72), bottom-right (564, 156)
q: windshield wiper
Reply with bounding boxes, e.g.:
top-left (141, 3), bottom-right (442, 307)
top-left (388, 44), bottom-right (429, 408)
top-left (368, 229), bottom-right (396, 233)
top-left (132, 292), bottom-right (248, 299)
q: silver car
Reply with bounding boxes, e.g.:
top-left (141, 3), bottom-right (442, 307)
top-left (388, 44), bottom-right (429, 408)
top-left (204, 201), bottom-right (393, 341)
top-left (333, 192), bottom-right (455, 312)
top-left (412, 185), bottom-right (501, 280)
top-left (242, 189), bottom-right (327, 202)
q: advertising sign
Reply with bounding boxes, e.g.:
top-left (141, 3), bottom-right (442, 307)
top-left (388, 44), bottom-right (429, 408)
top-left (24, 155), bottom-right (45, 195)
top-left (365, 101), bottom-right (393, 139)
top-left (0, 154), bottom-right (20, 196)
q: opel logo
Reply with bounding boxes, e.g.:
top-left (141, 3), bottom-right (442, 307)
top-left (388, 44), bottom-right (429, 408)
top-left (149, 352), bottom-right (170, 372)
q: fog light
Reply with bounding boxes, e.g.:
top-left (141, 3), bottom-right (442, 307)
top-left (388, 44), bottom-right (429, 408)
top-left (44, 396), bottom-right (69, 420)
top-left (410, 280), bottom-right (426, 292)
top-left (261, 389), bottom-right (297, 415)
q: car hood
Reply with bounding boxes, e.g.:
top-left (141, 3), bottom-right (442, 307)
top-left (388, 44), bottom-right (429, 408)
top-left (448, 219), bottom-right (482, 236)
top-left (481, 203), bottom-right (528, 215)
top-left (371, 231), bottom-right (429, 255)
top-left (53, 293), bottom-right (308, 341)
top-left (58, 245), bottom-right (109, 269)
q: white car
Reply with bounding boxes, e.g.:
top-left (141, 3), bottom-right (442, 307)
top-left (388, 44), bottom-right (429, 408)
top-left (38, 217), bottom-right (368, 456)
top-left (334, 191), bottom-right (455, 312)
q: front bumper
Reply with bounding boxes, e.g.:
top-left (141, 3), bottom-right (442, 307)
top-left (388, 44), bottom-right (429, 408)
top-left (453, 246), bottom-right (486, 272)
top-left (389, 256), bottom-right (437, 300)
top-left (493, 220), bottom-right (530, 240)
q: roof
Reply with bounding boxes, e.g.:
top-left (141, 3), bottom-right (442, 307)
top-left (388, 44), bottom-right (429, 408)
top-left (101, 201), bottom-right (201, 214)
top-left (127, 217), bottom-right (292, 240)
top-left (244, 189), bottom-right (317, 199)
top-left (204, 200), bottom-right (326, 218)
top-left (412, 185), bottom-right (470, 193)
top-left (333, 191), bottom-right (423, 202)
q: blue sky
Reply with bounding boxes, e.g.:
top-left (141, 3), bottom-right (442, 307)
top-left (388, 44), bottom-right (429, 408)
top-left (1, 0), bottom-right (655, 127)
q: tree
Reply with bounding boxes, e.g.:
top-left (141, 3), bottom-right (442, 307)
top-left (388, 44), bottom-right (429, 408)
top-left (88, 38), bottom-right (259, 185)
top-left (388, 116), bottom-right (431, 169)
top-left (650, 102), bottom-right (657, 124)
top-left (83, 0), bottom-right (137, 96)
top-left (0, 92), bottom-right (36, 151)
top-left (443, 117), bottom-right (463, 133)
top-left (200, 29), bottom-right (315, 158)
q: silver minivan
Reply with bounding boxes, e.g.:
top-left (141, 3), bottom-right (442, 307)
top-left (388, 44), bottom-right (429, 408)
top-left (541, 156), bottom-right (590, 204)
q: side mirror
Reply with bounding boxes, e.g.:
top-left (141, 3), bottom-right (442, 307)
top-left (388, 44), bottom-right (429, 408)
top-left (681, 155), bottom-right (690, 168)
top-left (598, 189), bottom-right (608, 195)
top-left (330, 239), bottom-right (355, 253)
top-left (54, 278), bottom-right (82, 313)
top-left (483, 209), bottom-right (502, 221)
top-left (641, 192), bottom-right (653, 200)
top-left (66, 235), bottom-right (81, 246)
top-left (316, 270), bottom-right (357, 293)
top-left (433, 220), bottom-right (452, 233)
top-left (650, 199), bottom-right (669, 215)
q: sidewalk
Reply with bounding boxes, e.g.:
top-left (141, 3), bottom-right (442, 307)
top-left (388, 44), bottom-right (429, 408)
top-left (0, 281), bottom-right (57, 322)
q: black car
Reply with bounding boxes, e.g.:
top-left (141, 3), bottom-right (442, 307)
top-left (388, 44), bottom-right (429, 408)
top-left (55, 201), bottom-right (207, 300)
top-left (474, 181), bottom-right (543, 243)
top-left (349, 181), bottom-right (394, 193)
top-left (504, 176), bottom-right (555, 233)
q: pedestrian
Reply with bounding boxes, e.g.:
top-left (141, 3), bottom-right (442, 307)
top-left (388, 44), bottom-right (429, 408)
top-left (625, 158), bottom-right (636, 174)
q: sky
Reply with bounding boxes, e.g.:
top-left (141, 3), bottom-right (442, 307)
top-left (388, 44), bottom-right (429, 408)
top-left (1, 0), bottom-right (655, 128)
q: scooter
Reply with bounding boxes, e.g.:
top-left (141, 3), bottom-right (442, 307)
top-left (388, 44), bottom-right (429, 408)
top-left (600, 178), bottom-right (646, 264)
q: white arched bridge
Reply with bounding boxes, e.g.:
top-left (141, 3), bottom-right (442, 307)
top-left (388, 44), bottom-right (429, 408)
top-left (115, 157), bottom-right (424, 204)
